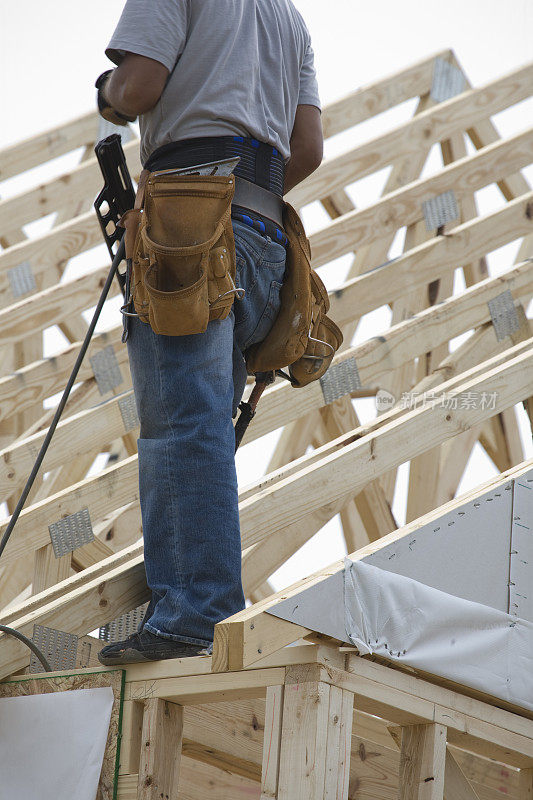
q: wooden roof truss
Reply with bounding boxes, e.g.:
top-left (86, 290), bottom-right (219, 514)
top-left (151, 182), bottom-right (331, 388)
top-left (0, 49), bottom-right (532, 799)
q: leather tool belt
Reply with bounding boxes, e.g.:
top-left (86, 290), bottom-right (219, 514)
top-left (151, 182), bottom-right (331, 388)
top-left (121, 140), bottom-right (343, 387)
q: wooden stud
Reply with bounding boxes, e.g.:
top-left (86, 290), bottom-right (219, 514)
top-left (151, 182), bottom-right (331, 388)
top-left (120, 700), bottom-right (144, 776)
top-left (138, 698), bottom-right (183, 800)
top-left (276, 666), bottom-right (331, 800)
top-left (260, 685), bottom-right (284, 800)
top-left (389, 726), bottom-right (482, 800)
top-left (323, 687), bottom-right (354, 800)
top-left (399, 723), bottom-right (447, 799)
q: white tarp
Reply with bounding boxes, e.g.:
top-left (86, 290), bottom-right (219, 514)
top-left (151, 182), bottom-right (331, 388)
top-left (344, 558), bottom-right (533, 711)
top-left (0, 686), bottom-right (114, 800)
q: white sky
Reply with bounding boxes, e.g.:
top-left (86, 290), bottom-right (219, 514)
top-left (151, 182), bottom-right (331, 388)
top-left (0, 1), bottom-right (532, 593)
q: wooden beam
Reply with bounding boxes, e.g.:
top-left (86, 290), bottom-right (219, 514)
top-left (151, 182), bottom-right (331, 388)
top-left (131, 697), bottom-right (517, 800)
top-left (260, 686), bottom-right (284, 800)
top-left (323, 686), bottom-right (353, 800)
top-left (236, 339), bottom-right (533, 564)
top-left (0, 190), bottom-right (531, 435)
top-left (119, 759), bottom-right (260, 800)
top-left (378, 210), bottom-right (434, 507)
top-left (0, 454), bottom-right (139, 566)
top-left (245, 256), bottom-right (533, 446)
top-left (291, 62), bottom-right (533, 208)
top-left (448, 51), bottom-right (532, 203)
top-left (2, 330), bottom-right (527, 664)
top-left (0, 326), bottom-right (126, 425)
top-left (0, 544), bottom-right (148, 678)
top-left (318, 400), bottom-right (397, 544)
top-left (0, 387), bottom-right (135, 500)
top-left (390, 725), bottom-right (482, 800)
top-left (278, 93), bottom-right (435, 494)
top-left (4, 266), bottom-right (530, 572)
top-left (336, 660), bottom-right (533, 767)
top-left (119, 658), bottom-right (533, 770)
top-left (0, 111), bottom-right (100, 181)
top-left (242, 316), bottom-right (520, 602)
top-left (0, 139), bottom-right (141, 232)
top-left (308, 129), bottom-right (533, 269)
top-left (138, 698), bottom-right (183, 800)
top-left (321, 50), bottom-right (450, 138)
top-left (0, 211), bottom-right (101, 294)
top-left (406, 132), bottom-right (469, 521)
top-left (275, 665), bottom-right (352, 800)
top-left (0, 264), bottom-right (116, 347)
top-left (399, 723), bottom-right (447, 800)
top-left (327, 192), bottom-right (533, 331)
top-left (32, 543), bottom-right (71, 595)
top-left (2, 332), bottom-right (530, 650)
top-left (126, 668), bottom-right (286, 706)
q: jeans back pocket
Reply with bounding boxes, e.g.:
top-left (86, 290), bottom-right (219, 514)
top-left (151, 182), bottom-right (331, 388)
top-left (243, 279), bottom-right (283, 350)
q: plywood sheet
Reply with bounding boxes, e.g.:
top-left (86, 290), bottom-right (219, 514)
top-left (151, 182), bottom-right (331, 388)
top-left (0, 669), bottom-right (124, 800)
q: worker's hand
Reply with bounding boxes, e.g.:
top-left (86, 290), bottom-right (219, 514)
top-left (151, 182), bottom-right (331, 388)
top-left (95, 70), bottom-right (137, 126)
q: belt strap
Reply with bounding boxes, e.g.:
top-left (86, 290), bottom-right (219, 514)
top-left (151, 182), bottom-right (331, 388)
top-left (233, 177), bottom-right (284, 227)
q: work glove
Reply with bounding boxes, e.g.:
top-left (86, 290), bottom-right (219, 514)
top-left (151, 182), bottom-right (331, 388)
top-left (95, 70), bottom-right (137, 126)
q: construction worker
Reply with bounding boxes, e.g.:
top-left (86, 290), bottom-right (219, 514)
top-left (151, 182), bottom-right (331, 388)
top-left (97, 0), bottom-right (323, 665)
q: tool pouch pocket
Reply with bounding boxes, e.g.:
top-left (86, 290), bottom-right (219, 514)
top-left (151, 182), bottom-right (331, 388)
top-left (245, 201), bottom-right (343, 385)
top-left (288, 270), bottom-right (343, 387)
top-left (132, 173), bottom-right (238, 336)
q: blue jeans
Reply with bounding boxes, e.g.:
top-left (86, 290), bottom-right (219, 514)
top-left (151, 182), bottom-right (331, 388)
top-left (127, 219), bottom-right (287, 647)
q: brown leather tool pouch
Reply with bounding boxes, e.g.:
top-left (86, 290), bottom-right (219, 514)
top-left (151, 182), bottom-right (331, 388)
top-left (245, 201), bottom-right (342, 385)
top-left (288, 270), bottom-right (343, 387)
top-left (131, 172), bottom-right (238, 336)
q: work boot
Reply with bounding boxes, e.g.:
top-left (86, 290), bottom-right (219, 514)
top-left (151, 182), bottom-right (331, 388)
top-left (97, 629), bottom-right (210, 665)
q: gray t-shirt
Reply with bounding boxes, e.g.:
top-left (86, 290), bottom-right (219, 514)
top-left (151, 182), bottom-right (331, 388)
top-left (106, 0), bottom-right (321, 165)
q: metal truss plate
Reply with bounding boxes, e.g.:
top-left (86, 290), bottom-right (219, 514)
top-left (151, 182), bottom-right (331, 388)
top-left (488, 289), bottom-right (520, 341)
top-left (97, 117), bottom-right (134, 144)
top-left (48, 507), bottom-right (94, 558)
top-left (118, 393), bottom-right (139, 432)
top-left (29, 625), bottom-right (78, 673)
top-left (422, 190), bottom-right (460, 231)
top-left (320, 357), bottom-right (361, 404)
top-left (509, 467), bottom-right (533, 621)
top-left (8, 261), bottom-right (36, 298)
top-left (89, 345), bottom-right (123, 395)
top-left (99, 603), bottom-right (149, 644)
top-left (431, 58), bottom-right (466, 103)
